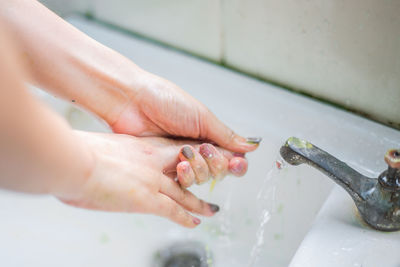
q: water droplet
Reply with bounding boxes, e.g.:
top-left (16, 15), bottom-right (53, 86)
top-left (275, 156), bottom-right (288, 170)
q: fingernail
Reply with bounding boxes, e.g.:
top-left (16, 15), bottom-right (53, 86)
top-left (193, 217), bottom-right (201, 225)
top-left (199, 144), bottom-right (214, 159)
top-left (208, 203), bottom-right (220, 213)
top-left (230, 158), bottom-right (247, 176)
top-left (246, 137), bottom-right (262, 145)
top-left (163, 169), bottom-right (177, 175)
top-left (233, 152), bottom-right (245, 157)
top-left (181, 146), bottom-right (194, 160)
top-left (231, 160), bottom-right (243, 172)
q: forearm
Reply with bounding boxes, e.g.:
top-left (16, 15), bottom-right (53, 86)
top-left (0, 24), bottom-right (93, 198)
top-left (0, 0), bottom-right (143, 125)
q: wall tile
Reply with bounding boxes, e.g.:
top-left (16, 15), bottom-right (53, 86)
top-left (222, 0), bottom-right (400, 127)
top-left (92, 0), bottom-right (222, 61)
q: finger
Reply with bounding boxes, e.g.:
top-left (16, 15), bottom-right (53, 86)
top-left (229, 157), bottom-right (248, 177)
top-left (154, 193), bottom-right (201, 228)
top-left (198, 143), bottom-right (229, 180)
top-left (179, 145), bottom-right (210, 184)
top-left (203, 111), bottom-right (262, 153)
top-left (202, 146), bottom-right (248, 177)
top-left (159, 175), bottom-right (219, 216)
top-left (176, 161), bottom-right (195, 188)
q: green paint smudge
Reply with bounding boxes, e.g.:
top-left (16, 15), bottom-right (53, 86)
top-left (288, 137), bottom-right (313, 149)
top-left (274, 233), bottom-right (283, 240)
top-left (100, 233), bottom-right (110, 244)
top-left (245, 218), bottom-right (253, 225)
top-left (277, 203), bottom-right (284, 214)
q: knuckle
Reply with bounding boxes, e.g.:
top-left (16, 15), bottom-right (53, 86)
top-left (176, 190), bottom-right (187, 203)
top-left (168, 204), bottom-right (180, 219)
top-left (222, 129), bottom-right (236, 146)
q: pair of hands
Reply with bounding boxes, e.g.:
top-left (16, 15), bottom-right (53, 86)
top-left (61, 72), bottom-right (261, 228)
top-left (0, 0), bottom-right (260, 228)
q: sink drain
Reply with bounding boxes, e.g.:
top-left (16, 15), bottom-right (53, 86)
top-left (164, 253), bottom-right (201, 267)
top-left (152, 241), bottom-right (212, 267)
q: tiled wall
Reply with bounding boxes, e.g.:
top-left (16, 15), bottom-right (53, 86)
top-left (40, 0), bottom-right (400, 129)
top-left (221, 0), bottom-right (400, 129)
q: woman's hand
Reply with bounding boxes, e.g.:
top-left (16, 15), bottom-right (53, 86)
top-left (0, 0), bottom-right (261, 154)
top-left (110, 71), bottom-right (262, 153)
top-left (0, 1), bottom-right (258, 228)
top-left (56, 131), bottom-right (248, 228)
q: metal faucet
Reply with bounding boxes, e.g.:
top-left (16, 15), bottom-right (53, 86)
top-left (280, 137), bottom-right (400, 232)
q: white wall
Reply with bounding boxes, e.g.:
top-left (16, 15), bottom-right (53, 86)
top-left (221, 0), bottom-right (400, 129)
top-left (40, 0), bottom-right (400, 129)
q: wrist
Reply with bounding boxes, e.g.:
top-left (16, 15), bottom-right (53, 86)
top-left (63, 42), bottom-right (163, 134)
top-left (72, 53), bottom-right (144, 126)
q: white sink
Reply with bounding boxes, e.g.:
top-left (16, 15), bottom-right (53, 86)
top-left (1, 16), bottom-right (399, 267)
top-left (287, 108), bottom-right (400, 267)
top-left (290, 186), bottom-right (400, 267)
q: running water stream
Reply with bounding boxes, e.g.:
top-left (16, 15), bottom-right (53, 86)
top-left (247, 158), bottom-right (288, 267)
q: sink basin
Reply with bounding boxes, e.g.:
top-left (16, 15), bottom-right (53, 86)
top-left (289, 133), bottom-right (400, 266)
top-left (290, 186), bottom-right (400, 267)
top-left (1, 15), bottom-right (398, 267)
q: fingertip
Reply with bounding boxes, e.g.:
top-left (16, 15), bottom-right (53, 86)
top-left (179, 145), bottom-right (195, 161)
top-left (181, 214), bottom-right (201, 228)
top-left (216, 135), bottom-right (261, 153)
top-left (203, 110), bottom-right (262, 152)
top-left (177, 161), bottom-right (195, 188)
top-left (230, 136), bottom-right (262, 153)
top-left (199, 143), bottom-right (229, 180)
top-left (229, 157), bottom-right (248, 177)
top-left (177, 160), bottom-right (190, 171)
top-left (193, 217), bottom-right (201, 225)
top-left (208, 203), bottom-right (220, 213)
top-left (176, 214), bottom-right (200, 229)
top-left (198, 143), bottom-right (213, 159)
top-left (198, 201), bottom-right (219, 217)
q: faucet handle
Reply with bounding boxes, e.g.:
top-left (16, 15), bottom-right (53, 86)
top-left (384, 149), bottom-right (400, 169)
top-left (379, 149), bottom-right (400, 192)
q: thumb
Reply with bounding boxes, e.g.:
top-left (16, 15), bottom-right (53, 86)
top-left (203, 111), bottom-right (262, 153)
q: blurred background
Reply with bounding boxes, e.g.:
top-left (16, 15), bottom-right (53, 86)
top-left (40, 0), bottom-right (400, 129)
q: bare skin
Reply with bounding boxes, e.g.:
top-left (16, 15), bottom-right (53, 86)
top-left (0, 0), bottom-right (260, 151)
top-left (0, 25), bottom-right (239, 227)
top-left (62, 132), bottom-right (246, 227)
top-left (0, 0), bottom-right (261, 227)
